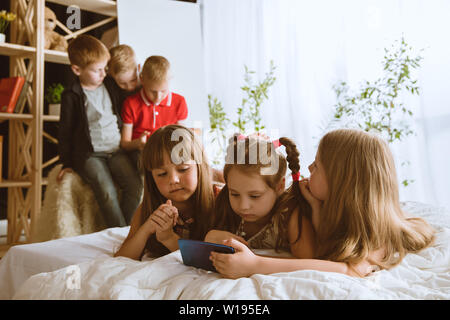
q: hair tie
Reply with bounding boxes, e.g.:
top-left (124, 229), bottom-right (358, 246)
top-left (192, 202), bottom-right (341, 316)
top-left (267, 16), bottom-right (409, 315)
top-left (272, 139), bottom-right (281, 149)
top-left (292, 172), bottom-right (300, 181)
top-left (237, 134), bottom-right (247, 141)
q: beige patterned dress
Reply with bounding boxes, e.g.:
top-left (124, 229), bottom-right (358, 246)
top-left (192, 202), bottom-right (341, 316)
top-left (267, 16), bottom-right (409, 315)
top-left (236, 212), bottom-right (290, 252)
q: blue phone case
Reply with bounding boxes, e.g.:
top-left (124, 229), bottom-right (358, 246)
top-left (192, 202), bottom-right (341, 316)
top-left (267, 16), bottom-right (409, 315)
top-left (178, 239), bottom-right (235, 272)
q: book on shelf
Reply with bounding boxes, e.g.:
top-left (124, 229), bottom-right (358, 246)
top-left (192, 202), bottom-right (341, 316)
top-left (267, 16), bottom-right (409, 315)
top-left (14, 80), bottom-right (30, 113)
top-left (0, 77), bottom-right (25, 113)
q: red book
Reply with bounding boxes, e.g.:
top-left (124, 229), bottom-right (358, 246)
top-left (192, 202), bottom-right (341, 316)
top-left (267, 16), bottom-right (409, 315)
top-left (0, 77), bottom-right (26, 113)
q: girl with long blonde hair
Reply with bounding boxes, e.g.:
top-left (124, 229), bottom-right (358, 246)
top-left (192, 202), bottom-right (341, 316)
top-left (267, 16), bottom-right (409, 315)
top-left (303, 128), bottom-right (435, 272)
top-left (210, 129), bottom-right (435, 278)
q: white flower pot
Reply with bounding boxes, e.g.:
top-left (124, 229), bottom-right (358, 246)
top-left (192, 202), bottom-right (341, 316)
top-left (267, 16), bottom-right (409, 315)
top-left (48, 103), bottom-right (61, 116)
top-left (0, 33), bottom-right (5, 43)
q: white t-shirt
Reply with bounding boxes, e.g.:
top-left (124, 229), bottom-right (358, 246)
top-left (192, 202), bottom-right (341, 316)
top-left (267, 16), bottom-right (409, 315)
top-left (83, 84), bottom-right (121, 153)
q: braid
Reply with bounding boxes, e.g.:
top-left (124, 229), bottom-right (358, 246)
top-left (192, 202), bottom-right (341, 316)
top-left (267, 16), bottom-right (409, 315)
top-left (278, 137), bottom-right (312, 244)
top-left (279, 137), bottom-right (300, 174)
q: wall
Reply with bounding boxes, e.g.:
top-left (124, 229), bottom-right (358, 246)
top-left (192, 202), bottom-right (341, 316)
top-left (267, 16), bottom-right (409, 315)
top-left (117, 0), bottom-right (207, 130)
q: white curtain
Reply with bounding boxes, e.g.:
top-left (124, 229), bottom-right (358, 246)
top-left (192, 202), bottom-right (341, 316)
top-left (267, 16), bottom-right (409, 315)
top-left (200, 0), bottom-right (450, 208)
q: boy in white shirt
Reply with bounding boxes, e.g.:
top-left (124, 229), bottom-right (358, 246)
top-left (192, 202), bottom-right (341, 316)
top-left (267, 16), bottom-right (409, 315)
top-left (58, 35), bottom-right (143, 227)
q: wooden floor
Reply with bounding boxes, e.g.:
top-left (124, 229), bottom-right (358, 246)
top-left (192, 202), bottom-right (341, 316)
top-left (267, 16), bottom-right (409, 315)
top-left (0, 244), bottom-right (11, 259)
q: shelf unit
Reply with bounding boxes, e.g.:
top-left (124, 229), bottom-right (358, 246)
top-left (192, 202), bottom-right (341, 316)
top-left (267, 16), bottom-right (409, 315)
top-left (0, 0), bottom-right (117, 251)
top-left (47, 0), bottom-right (117, 17)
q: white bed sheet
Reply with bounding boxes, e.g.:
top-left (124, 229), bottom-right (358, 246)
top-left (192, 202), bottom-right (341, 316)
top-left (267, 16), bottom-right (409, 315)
top-left (10, 201), bottom-right (450, 300)
top-left (0, 227), bottom-right (129, 299)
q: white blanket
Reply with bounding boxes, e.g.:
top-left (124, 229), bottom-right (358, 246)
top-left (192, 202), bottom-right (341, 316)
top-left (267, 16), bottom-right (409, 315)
top-left (13, 202), bottom-right (450, 299)
top-left (0, 227), bottom-right (129, 299)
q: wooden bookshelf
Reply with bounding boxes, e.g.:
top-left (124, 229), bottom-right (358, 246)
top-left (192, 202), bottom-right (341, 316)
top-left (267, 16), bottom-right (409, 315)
top-left (0, 113), bottom-right (33, 121)
top-left (0, 180), bottom-right (33, 188)
top-left (0, 244), bottom-right (12, 259)
top-left (44, 48), bottom-right (69, 64)
top-left (42, 115), bottom-right (60, 122)
top-left (46, 0), bottom-right (117, 17)
top-left (0, 0), bottom-right (117, 247)
top-left (0, 42), bottom-right (35, 57)
top-left (0, 42), bottom-right (70, 65)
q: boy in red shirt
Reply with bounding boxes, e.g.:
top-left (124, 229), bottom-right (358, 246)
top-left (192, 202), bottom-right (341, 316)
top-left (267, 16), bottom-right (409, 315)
top-left (120, 55), bottom-right (188, 169)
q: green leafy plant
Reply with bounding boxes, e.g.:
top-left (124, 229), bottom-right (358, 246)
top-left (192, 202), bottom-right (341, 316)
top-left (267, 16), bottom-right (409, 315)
top-left (208, 94), bottom-right (230, 165)
top-left (208, 61), bottom-right (277, 165)
top-left (327, 37), bottom-right (424, 186)
top-left (45, 83), bottom-right (64, 104)
top-left (234, 61), bottom-right (277, 133)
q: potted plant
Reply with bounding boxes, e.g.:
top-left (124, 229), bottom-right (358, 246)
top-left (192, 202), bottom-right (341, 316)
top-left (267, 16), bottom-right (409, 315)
top-left (208, 61), bottom-right (277, 165)
top-left (45, 83), bottom-right (64, 116)
top-left (0, 10), bottom-right (16, 43)
top-left (325, 37), bottom-right (423, 187)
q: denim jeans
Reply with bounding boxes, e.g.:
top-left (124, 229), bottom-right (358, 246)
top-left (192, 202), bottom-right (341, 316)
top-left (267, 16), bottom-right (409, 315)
top-left (128, 149), bottom-right (143, 174)
top-left (78, 150), bottom-right (143, 227)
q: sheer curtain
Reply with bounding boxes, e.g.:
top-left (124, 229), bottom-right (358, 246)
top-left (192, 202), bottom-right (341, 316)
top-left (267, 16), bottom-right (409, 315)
top-left (200, 0), bottom-right (450, 208)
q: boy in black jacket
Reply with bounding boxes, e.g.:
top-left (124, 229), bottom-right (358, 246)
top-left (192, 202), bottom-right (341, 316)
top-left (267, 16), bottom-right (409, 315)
top-left (58, 35), bottom-right (142, 227)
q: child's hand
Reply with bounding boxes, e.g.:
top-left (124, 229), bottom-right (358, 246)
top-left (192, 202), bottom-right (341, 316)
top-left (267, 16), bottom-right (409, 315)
top-left (346, 260), bottom-right (376, 278)
top-left (155, 227), bottom-right (177, 243)
top-left (152, 199), bottom-right (178, 229)
top-left (299, 178), bottom-right (323, 208)
top-left (205, 230), bottom-right (249, 247)
top-left (151, 200), bottom-right (178, 242)
top-left (299, 178), bottom-right (322, 231)
top-left (138, 131), bottom-right (150, 150)
top-left (209, 238), bottom-right (257, 279)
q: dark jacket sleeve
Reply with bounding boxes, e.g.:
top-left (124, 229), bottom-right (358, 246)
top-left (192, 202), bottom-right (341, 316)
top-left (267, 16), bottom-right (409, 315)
top-left (58, 90), bottom-right (77, 169)
top-left (104, 76), bottom-right (123, 128)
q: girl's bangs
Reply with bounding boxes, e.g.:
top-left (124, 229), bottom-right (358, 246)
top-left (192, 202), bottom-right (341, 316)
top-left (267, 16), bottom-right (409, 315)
top-left (143, 129), bottom-right (200, 171)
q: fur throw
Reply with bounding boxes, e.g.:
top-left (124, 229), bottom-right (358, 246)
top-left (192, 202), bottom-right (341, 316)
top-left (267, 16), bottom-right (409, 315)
top-left (32, 164), bottom-right (106, 242)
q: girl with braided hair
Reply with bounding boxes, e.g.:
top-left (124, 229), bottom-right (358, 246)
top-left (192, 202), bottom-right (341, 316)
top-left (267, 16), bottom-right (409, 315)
top-left (206, 133), bottom-right (318, 276)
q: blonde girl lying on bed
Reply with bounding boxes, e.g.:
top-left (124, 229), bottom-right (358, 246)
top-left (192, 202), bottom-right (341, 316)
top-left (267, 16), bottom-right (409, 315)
top-left (208, 129), bottom-right (435, 278)
top-left (115, 125), bottom-right (216, 260)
